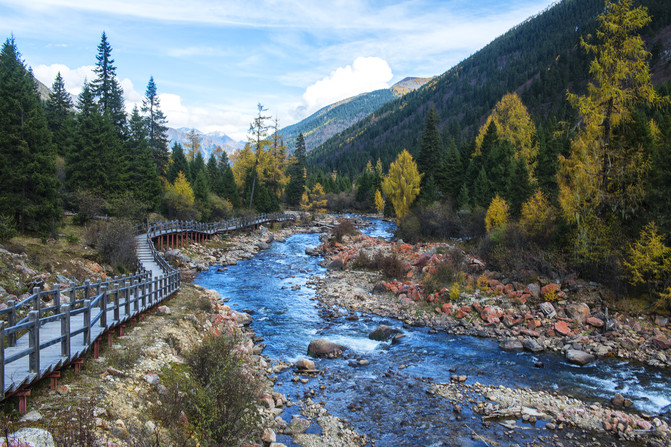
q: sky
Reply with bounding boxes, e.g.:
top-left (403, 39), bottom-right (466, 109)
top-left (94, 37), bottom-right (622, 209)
top-left (1, 0), bottom-right (556, 141)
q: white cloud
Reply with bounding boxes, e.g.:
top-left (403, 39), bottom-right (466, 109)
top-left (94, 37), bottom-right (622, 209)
top-left (297, 56), bottom-right (393, 118)
top-left (32, 63), bottom-right (95, 96)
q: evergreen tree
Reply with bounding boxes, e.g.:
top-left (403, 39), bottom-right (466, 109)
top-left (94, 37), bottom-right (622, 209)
top-left (67, 82), bottom-right (123, 196)
top-left (206, 154), bottom-right (221, 191)
top-left (45, 72), bottom-right (74, 157)
top-left (91, 32), bottom-right (125, 131)
top-left (438, 139), bottom-right (463, 202)
top-left (193, 170), bottom-right (210, 204)
top-left (124, 106), bottom-right (161, 210)
top-left (286, 133), bottom-right (307, 206)
top-left (189, 150), bottom-right (206, 184)
top-left (486, 139), bottom-right (514, 198)
top-left (142, 76), bottom-right (169, 176)
top-left (472, 167), bottom-right (491, 208)
top-left (506, 156), bottom-right (533, 216)
top-left (167, 142), bottom-right (188, 183)
top-left (457, 184), bottom-right (470, 209)
top-left (417, 106), bottom-right (442, 200)
top-left (0, 37), bottom-right (61, 233)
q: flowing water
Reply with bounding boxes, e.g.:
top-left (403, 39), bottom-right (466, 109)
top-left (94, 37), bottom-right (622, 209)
top-left (195, 217), bottom-right (671, 446)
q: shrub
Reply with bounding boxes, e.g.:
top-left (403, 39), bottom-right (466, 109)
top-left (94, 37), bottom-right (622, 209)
top-left (155, 333), bottom-right (262, 446)
top-left (331, 219), bottom-right (358, 243)
top-left (378, 253), bottom-right (408, 279)
top-left (395, 203), bottom-right (463, 242)
top-left (87, 219), bottom-right (137, 271)
top-left (73, 189), bottom-right (105, 225)
top-left (397, 215), bottom-right (421, 243)
top-left (422, 249), bottom-right (464, 294)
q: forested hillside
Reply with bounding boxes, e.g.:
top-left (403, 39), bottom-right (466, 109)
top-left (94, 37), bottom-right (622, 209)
top-left (308, 0), bottom-right (671, 177)
top-left (281, 77), bottom-right (431, 153)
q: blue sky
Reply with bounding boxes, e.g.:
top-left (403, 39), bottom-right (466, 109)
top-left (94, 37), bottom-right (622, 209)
top-left (1, 0), bottom-right (555, 141)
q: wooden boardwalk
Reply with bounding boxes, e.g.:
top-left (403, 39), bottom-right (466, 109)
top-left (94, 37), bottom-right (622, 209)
top-left (0, 213), bottom-right (294, 406)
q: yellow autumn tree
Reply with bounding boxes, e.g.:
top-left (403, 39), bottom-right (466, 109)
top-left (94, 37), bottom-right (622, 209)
top-left (623, 222), bottom-right (671, 298)
top-left (300, 191), bottom-right (310, 212)
top-left (374, 189), bottom-right (384, 214)
top-left (485, 195), bottom-right (509, 232)
top-left (164, 171), bottom-right (197, 219)
top-left (475, 92), bottom-right (538, 175)
top-left (309, 182), bottom-right (327, 213)
top-left (520, 189), bottom-right (556, 240)
top-left (558, 0), bottom-right (661, 238)
top-left (382, 150), bottom-right (422, 220)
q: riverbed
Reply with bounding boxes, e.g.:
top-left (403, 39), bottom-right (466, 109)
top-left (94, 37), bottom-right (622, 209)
top-left (195, 218), bottom-right (671, 446)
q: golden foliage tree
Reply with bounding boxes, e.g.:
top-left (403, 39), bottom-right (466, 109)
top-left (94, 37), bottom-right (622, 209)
top-left (623, 222), bottom-right (671, 298)
top-left (520, 189), bottom-right (556, 240)
top-left (308, 182), bottom-right (327, 213)
top-left (559, 0), bottom-right (660, 225)
top-left (374, 189), bottom-right (384, 214)
top-left (164, 171), bottom-right (197, 219)
top-left (382, 149), bottom-right (422, 219)
top-left (485, 195), bottom-right (509, 232)
top-left (475, 92), bottom-right (537, 175)
top-left (185, 128), bottom-right (202, 161)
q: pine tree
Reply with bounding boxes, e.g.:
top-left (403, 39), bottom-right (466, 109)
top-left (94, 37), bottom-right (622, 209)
top-left (189, 150), bottom-right (206, 184)
top-left (506, 156), bottom-right (533, 216)
top-left (185, 128), bottom-right (201, 161)
top-left (142, 76), bottom-right (169, 176)
top-left (167, 143), bottom-right (188, 183)
top-left (125, 106), bottom-right (161, 210)
top-left (45, 72), bottom-right (75, 157)
top-left (473, 167), bottom-right (491, 209)
top-left (417, 106), bottom-right (442, 200)
top-left (286, 133), bottom-right (307, 206)
top-left (91, 32), bottom-right (125, 131)
top-left (0, 37), bottom-right (61, 233)
top-left (437, 139), bottom-right (462, 202)
top-left (67, 82), bottom-right (123, 196)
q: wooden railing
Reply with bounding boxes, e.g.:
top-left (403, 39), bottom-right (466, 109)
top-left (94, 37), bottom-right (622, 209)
top-left (0, 212), bottom-right (295, 399)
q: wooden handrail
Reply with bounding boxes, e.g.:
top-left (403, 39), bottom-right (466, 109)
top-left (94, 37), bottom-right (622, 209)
top-left (0, 212), bottom-right (295, 399)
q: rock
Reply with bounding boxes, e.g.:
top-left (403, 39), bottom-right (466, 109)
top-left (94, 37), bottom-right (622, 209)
top-left (296, 358), bottom-right (315, 371)
top-left (566, 349), bottom-right (595, 366)
top-left (539, 302), bottom-right (556, 319)
top-left (585, 316), bottom-right (604, 328)
top-left (522, 337), bottom-right (544, 353)
top-left (6, 428), bottom-right (55, 447)
top-left (143, 373), bottom-right (160, 385)
top-left (156, 305), bottom-right (171, 315)
top-left (307, 338), bottom-right (347, 358)
top-left (287, 416), bottom-right (310, 434)
top-left (368, 325), bottom-right (402, 341)
top-left (164, 249), bottom-right (190, 266)
top-left (565, 303), bottom-right (590, 323)
top-left (270, 443), bottom-right (288, 447)
top-left (257, 242), bottom-right (270, 250)
top-left (260, 394), bottom-right (275, 409)
top-left (391, 334), bottom-right (404, 345)
top-left (526, 283), bottom-right (541, 298)
top-left (655, 315), bottom-right (669, 327)
top-left (234, 311), bottom-right (253, 326)
top-left (611, 393), bottom-right (633, 409)
top-left (541, 283), bottom-right (561, 299)
top-left (554, 320), bottom-right (571, 336)
top-left (651, 336), bottom-right (671, 350)
top-left (56, 384), bottom-right (70, 395)
top-left (358, 359), bottom-right (370, 366)
top-left (499, 339), bottom-right (524, 351)
top-left (262, 428), bottom-right (277, 443)
top-left (20, 410), bottom-right (42, 422)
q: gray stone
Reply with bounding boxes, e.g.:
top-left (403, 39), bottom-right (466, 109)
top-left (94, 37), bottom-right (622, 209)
top-left (296, 358), bottom-right (315, 371)
top-left (499, 339), bottom-right (524, 352)
top-left (368, 325), bottom-right (402, 341)
top-left (539, 302), bottom-right (556, 319)
top-left (262, 428), bottom-right (277, 443)
top-left (20, 410), bottom-right (42, 422)
top-left (522, 337), bottom-right (544, 353)
top-left (307, 338), bottom-right (347, 358)
top-left (287, 416), bottom-right (310, 434)
top-left (7, 428), bottom-right (55, 447)
top-left (566, 349), bottom-right (595, 366)
top-left (526, 283), bottom-right (541, 298)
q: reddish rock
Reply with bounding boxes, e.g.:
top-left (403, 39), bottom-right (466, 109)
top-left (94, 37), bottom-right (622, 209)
top-left (521, 328), bottom-right (541, 337)
top-left (455, 309), bottom-right (465, 319)
top-left (541, 283), bottom-right (561, 298)
top-left (586, 317), bottom-right (604, 328)
top-left (441, 303), bottom-right (453, 314)
top-left (655, 315), bottom-right (669, 327)
top-left (526, 319), bottom-right (541, 330)
top-left (472, 301), bottom-right (482, 313)
top-left (554, 320), bottom-right (571, 336)
top-left (504, 283), bottom-right (515, 294)
top-left (461, 306), bottom-right (471, 313)
top-left (480, 306), bottom-right (503, 324)
top-left (651, 336), bottom-right (671, 350)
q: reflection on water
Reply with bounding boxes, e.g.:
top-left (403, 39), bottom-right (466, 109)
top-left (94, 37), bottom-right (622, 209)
top-left (195, 218), bottom-right (671, 446)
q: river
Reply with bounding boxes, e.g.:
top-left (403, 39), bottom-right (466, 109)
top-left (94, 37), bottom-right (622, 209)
top-left (195, 217), bottom-right (671, 446)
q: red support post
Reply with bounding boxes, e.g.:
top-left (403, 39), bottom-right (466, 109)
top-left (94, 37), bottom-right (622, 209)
top-left (48, 371), bottom-right (60, 390)
top-left (94, 338), bottom-right (100, 359)
top-left (16, 390), bottom-right (30, 415)
top-left (73, 358), bottom-right (85, 373)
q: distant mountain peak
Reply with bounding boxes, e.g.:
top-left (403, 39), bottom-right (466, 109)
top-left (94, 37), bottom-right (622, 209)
top-left (391, 77), bottom-right (433, 96)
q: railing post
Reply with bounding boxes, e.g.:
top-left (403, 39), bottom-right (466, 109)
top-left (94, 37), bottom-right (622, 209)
top-left (83, 299), bottom-right (91, 346)
top-left (84, 279), bottom-right (90, 301)
top-left (61, 304), bottom-right (71, 359)
top-left (124, 281), bottom-right (131, 317)
top-left (69, 282), bottom-right (76, 306)
top-left (113, 283), bottom-right (120, 323)
top-left (0, 321), bottom-right (4, 398)
top-left (53, 284), bottom-right (61, 314)
top-left (143, 280), bottom-right (149, 309)
top-left (99, 286), bottom-right (107, 328)
top-left (133, 280), bottom-right (139, 313)
top-left (7, 300), bottom-right (16, 347)
top-left (33, 287), bottom-right (41, 316)
top-left (28, 311), bottom-right (40, 374)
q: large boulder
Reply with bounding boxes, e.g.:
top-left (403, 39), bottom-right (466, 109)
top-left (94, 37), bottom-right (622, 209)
top-left (368, 325), bottom-right (402, 341)
top-left (307, 338), bottom-right (347, 358)
top-left (499, 339), bottom-right (524, 352)
top-left (522, 337), bottom-right (544, 353)
top-left (566, 349), bottom-right (595, 366)
top-left (7, 428), bottom-right (55, 447)
top-left (164, 249), bottom-right (191, 267)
